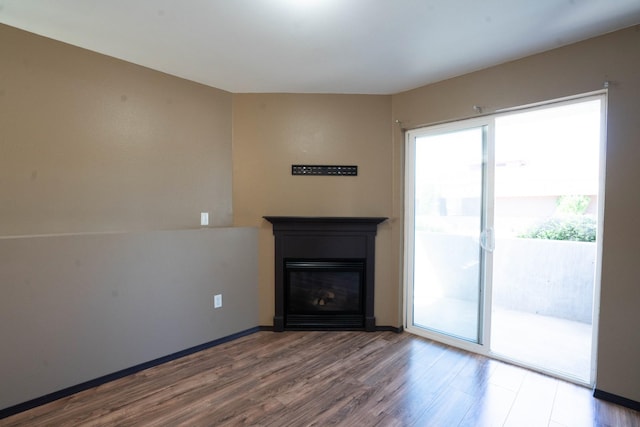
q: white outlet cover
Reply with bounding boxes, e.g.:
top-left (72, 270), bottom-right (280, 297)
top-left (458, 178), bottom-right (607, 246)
top-left (214, 294), bottom-right (222, 308)
top-left (200, 212), bottom-right (209, 226)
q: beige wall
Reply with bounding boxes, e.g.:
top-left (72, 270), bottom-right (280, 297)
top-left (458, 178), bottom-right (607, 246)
top-left (0, 228), bottom-right (258, 410)
top-left (0, 24), bottom-right (255, 412)
top-left (392, 25), bottom-right (640, 402)
top-left (232, 94), bottom-right (400, 327)
top-left (0, 24), bottom-right (233, 236)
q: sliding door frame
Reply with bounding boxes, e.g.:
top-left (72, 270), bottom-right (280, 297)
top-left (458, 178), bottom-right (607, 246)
top-left (403, 116), bottom-right (494, 354)
top-left (403, 91), bottom-right (607, 387)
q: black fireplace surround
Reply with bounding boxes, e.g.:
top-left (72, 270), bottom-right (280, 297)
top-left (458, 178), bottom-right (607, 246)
top-left (264, 216), bottom-right (387, 331)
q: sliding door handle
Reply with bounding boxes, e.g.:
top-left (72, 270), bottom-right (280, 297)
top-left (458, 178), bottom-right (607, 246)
top-left (480, 228), bottom-right (495, 252)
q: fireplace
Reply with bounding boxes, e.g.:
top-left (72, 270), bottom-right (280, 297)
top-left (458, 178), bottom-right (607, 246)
top-left (286, 259), bottom-right (365, 328)
top-left (264, 216), bottom-right (387, 331)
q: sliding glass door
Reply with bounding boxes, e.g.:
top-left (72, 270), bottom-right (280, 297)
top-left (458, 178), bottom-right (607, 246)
top-left (489, 99), bottom-right (604, 382)
top-left (404, 94), bottom-right (605, 384)
top-left (405, 121), bottom-right (490, 343)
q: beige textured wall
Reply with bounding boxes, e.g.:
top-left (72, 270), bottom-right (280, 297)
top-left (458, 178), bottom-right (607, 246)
top-left (0, 24), bottom-right (254, 412)
top-left (232, 94), bottom-right (400, 327)
top-left (392, 26), bottom-right (640, 402)
top-left (0, 228), bottom-right (258, 410)
top-left (0, 24), bottom-right (233, 236)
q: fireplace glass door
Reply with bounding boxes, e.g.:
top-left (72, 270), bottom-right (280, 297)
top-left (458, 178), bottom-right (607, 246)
top-left (285, 259), bottom-right (365, 328)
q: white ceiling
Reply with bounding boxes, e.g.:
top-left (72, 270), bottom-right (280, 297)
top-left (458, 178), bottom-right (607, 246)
top-left (1, 0), bottom-right (639, 94)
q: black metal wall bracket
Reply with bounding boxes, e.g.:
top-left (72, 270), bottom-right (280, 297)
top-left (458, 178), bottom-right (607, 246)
top-left (291, 165), bottom-right (358, 176)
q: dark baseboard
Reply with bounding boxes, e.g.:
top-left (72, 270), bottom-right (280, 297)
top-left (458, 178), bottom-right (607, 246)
top-left (260, 325), bottom-right (403, 333)
top-left (376, 325), bottom-right (404, 333)
top-left (593, 388), bottom-right (640, 412)
top-left (0, 327), bottom-right (261, 420)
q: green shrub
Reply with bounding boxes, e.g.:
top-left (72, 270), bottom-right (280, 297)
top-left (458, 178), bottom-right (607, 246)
top-left (556, 195), bottom-right (591, 215)
top-left (519, 215), bottom-right (596, 242)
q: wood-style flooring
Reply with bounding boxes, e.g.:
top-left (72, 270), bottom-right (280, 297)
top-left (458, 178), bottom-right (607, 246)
top-left (1, 331), bottom-right (638, 426)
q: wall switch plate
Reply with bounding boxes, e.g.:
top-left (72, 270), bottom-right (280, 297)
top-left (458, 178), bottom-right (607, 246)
top-left (200, 212), bottom-right (209, 226)
top-left (214, 294), bottom-right (222, 308)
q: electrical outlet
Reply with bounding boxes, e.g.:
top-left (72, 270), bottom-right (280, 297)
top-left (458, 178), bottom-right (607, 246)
top-left (214, 294), bottom-right (222, 308)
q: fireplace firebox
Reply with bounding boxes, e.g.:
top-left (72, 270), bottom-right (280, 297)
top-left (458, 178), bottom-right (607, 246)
top-left (286, 259), bottom-right (365, 328)
top-left (264, 216), bottom-right (387, 331)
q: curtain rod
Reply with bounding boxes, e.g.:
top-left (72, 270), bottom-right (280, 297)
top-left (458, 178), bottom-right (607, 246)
top-left (395, 87), bottom-right (609, 133)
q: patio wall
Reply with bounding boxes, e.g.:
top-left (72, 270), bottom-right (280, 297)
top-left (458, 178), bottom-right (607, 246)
top-left (416, 233), bottom-right (595, 323)
top-left (493, 237), bottom-right (595, 323)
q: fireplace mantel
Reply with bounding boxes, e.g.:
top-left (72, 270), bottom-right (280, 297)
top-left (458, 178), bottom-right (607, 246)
top-left (263, 216), bottom-right (387, 230)
top-left (264, 216), bottom-right (387, 331)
